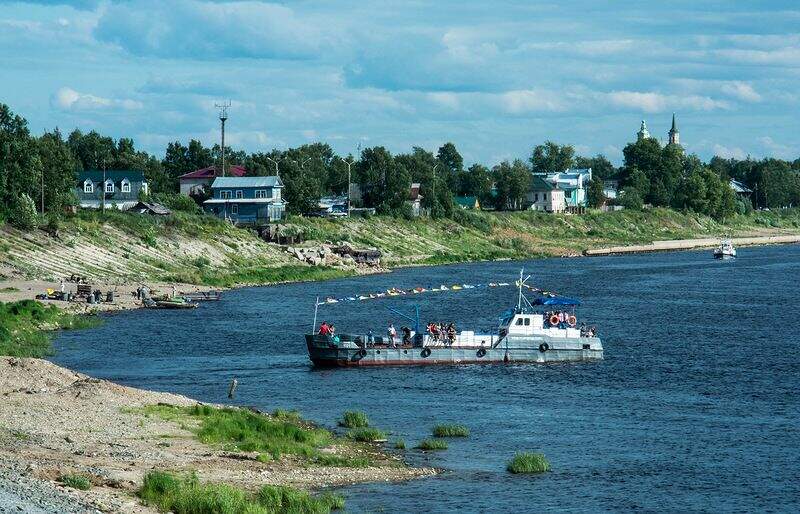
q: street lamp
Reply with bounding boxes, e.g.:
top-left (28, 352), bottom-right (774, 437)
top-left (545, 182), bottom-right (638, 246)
top-left (431, 162), bottom-right (440, 217)
top-left (265, 156), bottom-right (284, 179)
top-left (344, 157), bottom-right (356, 216)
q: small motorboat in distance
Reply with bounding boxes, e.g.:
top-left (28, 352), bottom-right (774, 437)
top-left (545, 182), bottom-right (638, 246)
top-left (713, 239), bottom-right (736, 259)
top-left (304, 271), bottom-right (603, 367)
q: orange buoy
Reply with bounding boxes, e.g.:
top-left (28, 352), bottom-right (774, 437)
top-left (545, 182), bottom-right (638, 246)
top-left (549, 314), bottom-right (559, 326)
top-left (568, 315), bottom-right (577, 327)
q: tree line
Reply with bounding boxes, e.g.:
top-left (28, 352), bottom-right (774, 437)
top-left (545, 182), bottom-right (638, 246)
top-left (2, 102), bottom-right (799, 229)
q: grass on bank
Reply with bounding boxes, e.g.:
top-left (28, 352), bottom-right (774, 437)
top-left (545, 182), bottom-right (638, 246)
top-left (506, 452), bottom-right (551, 474)
top-left (139, 470), bottom-right (344, 514)
top-left (0, 300), bottom-right (102, 357)
top-left (346, 427), bottom-right (386, 442)
top-left (338, 410), bottom-right (369, 429)
top-left (415, 439), bottom-right (448, 451)
top-left (139, 404), bottom-right (374, 468)
top-left (60, 473), bottom-right (92, 490)
top-left (432, 424), bottom-right (470, 438)
top-left (394, 439), bottom-right (406, 450)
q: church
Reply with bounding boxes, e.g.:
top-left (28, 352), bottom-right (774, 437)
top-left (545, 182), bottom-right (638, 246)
top-left (636, 114), bottom-right (680, 146)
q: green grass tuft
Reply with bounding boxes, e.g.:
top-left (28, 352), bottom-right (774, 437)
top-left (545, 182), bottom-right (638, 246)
top-left (338, 411), bottom-right (369, 428)
top-left (346, 427), bottom-right (386, 442)
top-left (139, 470), bottom-right (344, 513)
top-left (313, 453), bottom-right (372, 468)
top-left (506, 452), bottom-right (550, 474)
top-left (0, 300), bottom-right (102, 357)
top-left (394, 439), bottom-right (406, 450)
top-left (432, 424), bottom-right (469, 437)
top-left (60, 473), bottom-right (91, 490)
top-left (416, 439), bottom-right (448, 451)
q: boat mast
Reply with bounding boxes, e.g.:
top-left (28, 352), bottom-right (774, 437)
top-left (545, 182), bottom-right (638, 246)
top-left (312, 296), bottom-right (319, 333)
top-left (517, 268), bottom-right (523, 311)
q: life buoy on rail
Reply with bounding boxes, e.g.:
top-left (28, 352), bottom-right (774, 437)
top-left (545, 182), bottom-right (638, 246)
top-left (539, 343), bottom-right (549, 353)
top-left (421, 348), bottom-right (432, 358)
top-left (568, 315), bottom-right (577, 327)
top-left (358, 349), bottom-right (367, 358)
top-left (477, 348), bottom-right (486, 358)
top-left (549, 314), bottom-right (559, 326)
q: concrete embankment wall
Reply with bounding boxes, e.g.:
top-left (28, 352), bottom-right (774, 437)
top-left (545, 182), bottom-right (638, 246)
top-left (584, 235), bottom-right (800, 256)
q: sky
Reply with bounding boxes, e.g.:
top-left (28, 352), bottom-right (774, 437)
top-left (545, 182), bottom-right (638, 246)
top-left (1, 0), bottom-right (799, 166)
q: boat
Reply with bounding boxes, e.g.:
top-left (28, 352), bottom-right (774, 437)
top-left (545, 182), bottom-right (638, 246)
top-left (304, 271), bottom-right (603, 367)
top-left (713, 239), bottom-right (736, 259)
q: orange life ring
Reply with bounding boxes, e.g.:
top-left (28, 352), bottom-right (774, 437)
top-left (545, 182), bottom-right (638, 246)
top-left (568, 315), bottom-right (577, 327)
top-left (549, 314), bottom-right (559, 325)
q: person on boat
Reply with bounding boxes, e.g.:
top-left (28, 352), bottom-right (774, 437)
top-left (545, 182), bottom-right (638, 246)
top-left (367, 329), bottom-right (374, 347)
top-left (329, 324), bottom-right (336, 337)
top-left (447, 324), bottom-right (456, 345)
top-left (402, 326), bottom-right (411, 345)
top-left (318, 321), bottom-right (330, 335)
top-left (429, 322), bottom-right (439, 342)
top-left (580, 322), bottom-right (587, 336)
top-left (387, 323), bottom-right (397, 347)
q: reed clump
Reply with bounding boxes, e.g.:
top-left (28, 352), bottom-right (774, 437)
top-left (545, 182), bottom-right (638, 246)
top-left (416, 439), bottom-right (448, 451)
top-left (432, 424), bottom-right (469, 437)
top-left (338, 411), bottom-right (369, 429)
top-left (506, 452), bottom-right (550, 474)
top-left (346, 427), bottom-right (386, 442)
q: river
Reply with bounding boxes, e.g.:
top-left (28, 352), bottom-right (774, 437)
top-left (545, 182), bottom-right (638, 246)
top-left (53, 244), bottom-right (800, 513)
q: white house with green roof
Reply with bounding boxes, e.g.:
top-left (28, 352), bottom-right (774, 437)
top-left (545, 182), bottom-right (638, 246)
top-left (535, 168), bottom-right (592, 208)
top-left (527, 176), bottom-right (565, 213)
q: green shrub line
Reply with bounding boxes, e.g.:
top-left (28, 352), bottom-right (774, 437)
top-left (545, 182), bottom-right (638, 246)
top-left (138, 470), bottom-right (344, 514)
top-left (432, 424), bottom-right (470, 438)
top-left (506, 452), bottom-right (551, 474)
top-left (60, 473), bottom-right (92, 491)
top-left (415, 439), bottom-right (448, 451)
top-left (346, 427), bottom-right (386, 442)
top-left (0, 300), bottom-right (102, 357)
top-left (338, 411), bottom-right (369, 429)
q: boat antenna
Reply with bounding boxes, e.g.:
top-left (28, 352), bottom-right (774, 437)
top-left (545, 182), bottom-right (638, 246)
top-left (517, 269), bottom-right (531, 311)
top-left (312, 296), bottom-right (319, 333)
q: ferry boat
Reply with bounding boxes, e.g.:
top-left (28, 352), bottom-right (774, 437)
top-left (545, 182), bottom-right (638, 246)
top-left (713, 239), bottom-right (736, 259)
top-left (304, 272), bottom-right (603, 367)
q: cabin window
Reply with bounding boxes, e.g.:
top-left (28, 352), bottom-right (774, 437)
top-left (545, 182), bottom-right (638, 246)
top-left (235, 190), bottom-right (243, 199)
top-left (121, 180), bottom-right (131, 193)
top-left (524, 318), bottom-right (530, 326)
top-left (105, 180), bottom-right (114, 193)
top-left (255, 189), bottom-right (268, 199)
top-left (231, 204), bottom-right (239, 215)
top-left (515, 318), bottom-right (524, 325)
top-left (83, 181), bottom-right (93, 193)
top-left (220, 190), bottom-right (232, 199)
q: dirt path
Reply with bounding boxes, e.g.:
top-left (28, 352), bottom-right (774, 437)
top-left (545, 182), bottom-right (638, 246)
top-left (0, 358), bottom-right (434, 513)
top-left (584, 234), bottom-right (800, 256)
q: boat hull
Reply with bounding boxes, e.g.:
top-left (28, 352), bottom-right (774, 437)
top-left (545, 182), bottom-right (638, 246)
top-left (305, 335), bottom-right (603, 367)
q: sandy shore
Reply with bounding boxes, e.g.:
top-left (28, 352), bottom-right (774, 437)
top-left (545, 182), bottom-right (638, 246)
top-left (0, 358), bottom-right (434, 513)
top-left (584, 234), bottom-right (800, 256)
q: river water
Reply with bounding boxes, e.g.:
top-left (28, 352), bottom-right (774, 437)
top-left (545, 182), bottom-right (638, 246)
top-left (53, 245), bottom-right (800, 513)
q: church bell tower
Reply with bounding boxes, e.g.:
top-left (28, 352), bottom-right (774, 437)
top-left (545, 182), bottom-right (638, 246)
top-left (668, 113), bottom-right (680, 146)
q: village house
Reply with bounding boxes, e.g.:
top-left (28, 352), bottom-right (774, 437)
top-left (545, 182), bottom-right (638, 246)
top-left (455, 196), bottom-right (481, 210)
top-left (179, 165), bottom-right (246, 196)
top-left (527, 176), bottom-right (565, 213)
top-left (408, 183), bottom-right (423, 217)
top-left (536, 168), bottom-right (592, 208)
top-left (75, 170), bottom-right (148, 210)
top-left (729, 178), bottom-right (752, 200)
top-left (202, 176), bottom-right (286, 224)
top-left (603, 180), bottom-right (619, 200)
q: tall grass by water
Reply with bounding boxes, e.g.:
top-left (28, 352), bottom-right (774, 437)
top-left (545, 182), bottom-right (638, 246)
top-left (506, 452), bottom-right (550, 474)
top-left (432, 424), bottom-right (470, 437)
top-left (139, 470), bottom-right (344, 514)
top-left (338, 410), bottom-right (369, 428)
top-left (416, 439), bottom-right (448, 450)
top-left (0, 300), bottom-right (101, 357)
top-left (347, 427), bottom-right (386, 442)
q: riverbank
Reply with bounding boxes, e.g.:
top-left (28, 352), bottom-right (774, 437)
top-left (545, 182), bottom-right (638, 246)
top-left (0, 357), bottom-right (434, 513)
top-left (585, 234), bottom-right (800, 256)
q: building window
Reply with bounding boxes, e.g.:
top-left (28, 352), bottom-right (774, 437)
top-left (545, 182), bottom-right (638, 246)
top-left (235, 190), bottom-right (243, 199)
top-left (255, 189), bottom-right (268, 199)
top-left (83, 181), bottom-right (93, 193)
top-left (142, 182), bottom-right (149, 195)
top-left (121, 180), bottom-right (131, 193)
top-left (231, 204), bottom-right (239, 215)
top-left (220, 190), bottom-right (232, 199)
top-left (105, 180), bottom-right (114, 193)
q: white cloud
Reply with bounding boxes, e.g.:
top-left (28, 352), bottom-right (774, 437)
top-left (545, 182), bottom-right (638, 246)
top-left (757, 136), bottom-right (796, 160)
top-left (713, 144), bottom-right (747, 160)
top-left (500, 90), bottom-right (568, 114)
top-left (606, 91), bottom-right (729, 113)
top-left (51, 87), bottom-right (143, 111)
top-left (720, 82), bottom-right (762, 103)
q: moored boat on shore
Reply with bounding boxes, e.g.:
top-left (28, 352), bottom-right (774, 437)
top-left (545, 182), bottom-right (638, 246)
top-left (713, 239), bottom-right (736, 259)
top-left (305, 271), bottom-right (603, 367)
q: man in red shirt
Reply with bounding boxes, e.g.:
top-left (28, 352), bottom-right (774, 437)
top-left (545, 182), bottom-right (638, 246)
top-left (319, 321), bottom-right (330, 335)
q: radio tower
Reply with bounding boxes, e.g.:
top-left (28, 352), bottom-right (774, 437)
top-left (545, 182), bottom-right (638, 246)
top-left (214, 101), bottom-right (231, 176)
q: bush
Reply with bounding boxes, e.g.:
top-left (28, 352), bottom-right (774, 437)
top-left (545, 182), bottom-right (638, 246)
top-left (152, 193), bottom-right (202, 214)
top-left (619, 187), bottom-right (643, 211)
top-left (506, 452), bottom-right (550, 474)
top-left (416, 439), bottom-right (448, 451)
top-left (339, 411), bottom-right (369, 428)
top-left (346, 427), bottom-right (386, 442)
top-left (60, 473), bottom-right (91, 490)
top-left (10, 193), bottom-right (39, 230)
top-left (432, 424), bottom-right (469, 437)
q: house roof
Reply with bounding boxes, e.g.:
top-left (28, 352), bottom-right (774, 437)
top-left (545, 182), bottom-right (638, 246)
top-left (131, 202), bottom-right (171, 215)
top-left (78, 170), bottom-right (145, 183)
top-left (455, 196), bottom-right (478, 207)
top-left (729, 178), bottom-right (752, 194)
top-left (530, 176), bottom-right (556, 191)
top-left (179, 165), bottom-right (246, 179)
top-left (209, 176), bottom-right (284, 188)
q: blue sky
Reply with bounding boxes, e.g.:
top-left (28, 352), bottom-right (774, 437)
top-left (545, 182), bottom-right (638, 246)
top-left (1, 0), bottom-right (799, 165)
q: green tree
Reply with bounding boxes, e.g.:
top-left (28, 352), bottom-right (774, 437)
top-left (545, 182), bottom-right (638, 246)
top-left (37, 130), bottom-right (78, 214)
top-left (356, 146), bottom-right (411, 214)
top-left (10, 193), bottom-right (38, 229)
top-left (619, 187), bottom-right (643, 210)
top-left (586, 178), bottom-right (606, 208)
top-left (575, 154), bottom-right (617, 180)
top-left (461, 163), bottom-right (492, 205)
top-left (0, 104), bottom-right (40, 214)
top-left (436, 142), bottom-right (463, 193)
top-left (531, 141), bottom-right (575, 174)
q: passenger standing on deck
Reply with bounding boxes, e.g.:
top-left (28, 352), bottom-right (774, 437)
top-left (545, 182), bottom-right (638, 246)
top-left (388, 323), bottom-right (397, 347)
top-left (319, 321), bottom-right (330, 335)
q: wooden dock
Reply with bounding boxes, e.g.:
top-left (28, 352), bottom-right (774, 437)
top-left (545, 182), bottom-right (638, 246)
top-left (584, 234), bottom-right (800, 256)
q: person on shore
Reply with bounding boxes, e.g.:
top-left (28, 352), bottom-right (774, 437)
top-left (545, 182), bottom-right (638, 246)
top-left (228, 377), bottom-right (238, 399)
top-left (59, 280), bottom-right (65, 293)
top-left (318, 321), bottom-right (330, 335)
top-left (387, 323), bottom-right (397, 347)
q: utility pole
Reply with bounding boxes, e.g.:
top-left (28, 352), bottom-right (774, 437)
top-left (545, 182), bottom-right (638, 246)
top-left (40, 167), bottom-right (44, 215)
top-left (432, 162), bottom-right (439, 217)
top-left (215, 101), bottom-right (231, 177)
top-left (102, 158), bottom-right (107, 215)
top-left (344, 157), bottom-right (355, 216)
top-left (265, 156), bottom-right (283, 179)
